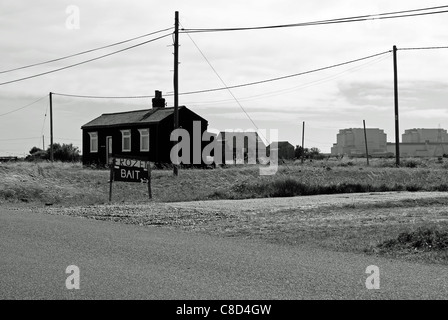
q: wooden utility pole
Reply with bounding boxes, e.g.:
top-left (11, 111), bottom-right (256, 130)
top-left (393, 45), bottom-right (400, 166)
top-left (173, 11), bottom-right (179, 176)
top-left (49, 92), bottom-right (54, 162)
top-left (42, 135), bottom-right (45, 151)
top-left (109, 158), bottom-right (115, 202)
top-left (363, 120), bottom-right (369, 166)
top-left (301, 121), bottom-right (305, 163)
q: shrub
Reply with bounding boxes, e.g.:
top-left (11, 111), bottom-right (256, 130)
top-left (378, 227), bottom-right (448, 252)
top-left (51, 143), bottom-right (81, 162)
top-left (270, 179), bottom-right (310, 197)
top-left (29, 146), bottom-right (42, 154)
top-left (434, 184), bottom-right (448, 191)
top-left (405, 184), bottom-right (420, 192)
top-left (26, 143), bottom-right (81, 162)
top-left (25, 150), bottom-right (49, 161)
top-left (401, 159), bottom-right (428, 168)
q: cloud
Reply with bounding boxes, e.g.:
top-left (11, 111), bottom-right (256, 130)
top-left (2, 0), bottom-right (448, 155)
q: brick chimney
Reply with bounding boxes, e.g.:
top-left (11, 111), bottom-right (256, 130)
top-left (152, 90), bottom-right (165, 108)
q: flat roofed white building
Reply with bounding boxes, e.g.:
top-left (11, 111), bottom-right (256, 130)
top-left (331, 128), bottom-right (387, 157)
top-left (402, 128), bottom-right (448, 143)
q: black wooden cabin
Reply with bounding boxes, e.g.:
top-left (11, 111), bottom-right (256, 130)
top-left (81, 91), bottom-right (208, 166)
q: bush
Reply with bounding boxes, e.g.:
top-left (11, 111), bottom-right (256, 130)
top-left (401, 159), bottom-right (426, 168)
top-left (378, 227), bottom-right (448, 251)
top-left (270, 179), bottom-right (310, 197)
top-left (29, 146), bottom-right (42, 154)
top-left (26, 143), bottom-right (81, 162)
top-left (51, 143), bottom-right (81, 162)
top-left (233, 179), bottom-right (387, 198)
top-left (25, 150), bottom-right (48, 161)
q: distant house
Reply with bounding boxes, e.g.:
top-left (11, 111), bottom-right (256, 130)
top-left (81, 91), bottom-right (208, 166)
top-left (267, 141), bottom-right (295, 159)
top-left (216, 131), bottom-right (267, 164)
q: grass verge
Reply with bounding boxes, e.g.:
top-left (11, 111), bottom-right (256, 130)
top-left (2, 160), bottom-right (448, 205)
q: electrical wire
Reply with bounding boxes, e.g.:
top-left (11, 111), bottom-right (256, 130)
top-left (40, 103), bottom-right (49, 137)
top-left (0, 33), bottom-right (172, 86)
top-left (182, 21), bottom-right (289, 165)
top-left (182, 5), bottom-right (448, 33)
top-left (398, 46), bottom-right (448, 50)
top-left (0, 27), bottom-right (173, 75)
top-left (0, 95), bottom-right (47, 117)
top-left (56, 137), bottom-right (82, 141)
top-left (52, 53), bottom-right (389, 100)
top-left (44, 46), bottom-right (444, 101)
top-left (182, 54), bottom-right (390, 106)
top-left (0, 137), bottom-right (42, 141)
top-left (181, 23), bottom-right (262, 137)
top-left (52, 93), bottom-right (153, 99)
top-left (165, 50), bottom-right (392, 97)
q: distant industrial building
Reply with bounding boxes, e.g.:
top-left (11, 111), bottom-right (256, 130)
top-left (217, 131), bottom-right (267, 164)
top-left (402, 128), bottom-right (448, 143)
top-left (331, 128), bottom-right (388, 157)
top-left (267, 141), bottom-right (295, 159)
top-left (387, 128), bottom-right (448, 157)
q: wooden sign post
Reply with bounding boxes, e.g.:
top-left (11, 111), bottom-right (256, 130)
top-left (109, 155), bottom-right (152, 202)
top-left (109, 158), bottom-right (115, 202)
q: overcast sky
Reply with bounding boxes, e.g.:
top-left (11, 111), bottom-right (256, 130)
top-left (1, 0), bottom-right (448, 156)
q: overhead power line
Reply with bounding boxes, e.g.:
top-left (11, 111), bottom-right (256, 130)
top-left (0, 27), bottom-right (173, 75)
top-left (398, 46), bottom-right (448, 51)
top-left (0, 95), bottom-right (47, 117)
top-left (165, 50), bottom-right (392, 96)
top-left (49, 45), bottom-right (445, 101)
top-left (52, 93), bottom-right (152, 99)
top-left (0, 137), bottom-right (42, 141)
top-left (182, 54), bottom-right (390, 106)
top-left (182, 5), bottom-right (448, 33)
top-left (0, 33), bottom-right (172, 86)
top-left (40, 103), bottom-right (49, 137)
top-left (53, 52), bottom-right (390, 101)
top-left (181, 22), bottom-right (262, 135)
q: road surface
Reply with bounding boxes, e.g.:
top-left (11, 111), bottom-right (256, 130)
top-left (1, 208), bottom-right (447, 299)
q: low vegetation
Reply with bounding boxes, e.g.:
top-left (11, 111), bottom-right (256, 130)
top-left (2, 157), bottom-right (448, 204)
top-left (375, 226), bottom-right (448, 257)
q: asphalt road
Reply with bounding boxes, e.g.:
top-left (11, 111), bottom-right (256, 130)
top-left (1, 208), bottom-right (447, 299)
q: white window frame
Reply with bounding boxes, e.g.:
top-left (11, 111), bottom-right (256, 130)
top-left (121, 129), bottom-right (131, 152)
top-left (139, 128), bottom-right (150, 152)
top-left (88, 132), bottom-right (98, 153)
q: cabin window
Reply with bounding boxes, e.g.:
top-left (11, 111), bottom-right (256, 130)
top-left (139, 129), bottom-right (150, 152)
top-left (121, 130), bottom-right (131, 152)
top-left (88, 132), bottom-right (98, 153)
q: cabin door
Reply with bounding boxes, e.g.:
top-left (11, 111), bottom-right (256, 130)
top-left (106, 136), bottom-right (113, 165)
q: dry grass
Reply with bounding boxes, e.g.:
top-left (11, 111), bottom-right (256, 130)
top-left (2, 159), bottom-right (448, 205)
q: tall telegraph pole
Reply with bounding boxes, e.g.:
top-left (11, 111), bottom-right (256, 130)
top-left (363, 120), bottom-right (369, 166)
top-left (173, 11), bottom-right (179, 176)
top-left (49, 92), bottom-right (54, 162)
top-left (301, 121), bottom-right (305, 164)
top-left (393, 45), bottom-right (400, 166)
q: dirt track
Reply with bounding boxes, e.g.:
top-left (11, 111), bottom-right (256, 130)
top-left (166, 191), bottom-right (448, 214)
